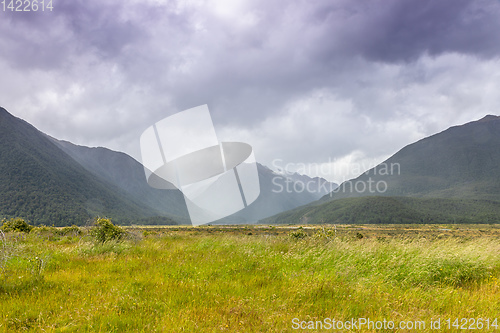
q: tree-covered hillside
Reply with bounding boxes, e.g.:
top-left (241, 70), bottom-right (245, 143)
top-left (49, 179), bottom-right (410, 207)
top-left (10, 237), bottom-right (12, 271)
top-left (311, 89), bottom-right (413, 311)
top-left (0, 107), bottom-right (162, 226)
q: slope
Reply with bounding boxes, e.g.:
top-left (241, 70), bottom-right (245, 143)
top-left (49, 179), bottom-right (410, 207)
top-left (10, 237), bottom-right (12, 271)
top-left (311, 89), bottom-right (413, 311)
top-left (215, 164), bottom-right (336, 223)
top-left (52, 139), bottom-right (189, 221)
top-left (325, 115), bottom-right (500, 201)
top-left (54, 138), bottom-right (337, 224)
top-left (0, 107), bottom-right (164, 226)
top-left (264, 196), bottom-right (500, 224)
top-left (263, 115), bottom-right (500, 225)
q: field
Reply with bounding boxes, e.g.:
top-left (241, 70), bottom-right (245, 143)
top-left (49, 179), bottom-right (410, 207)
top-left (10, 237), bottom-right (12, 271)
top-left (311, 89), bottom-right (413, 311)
top-left (1, 224), bottom-right (500, 332)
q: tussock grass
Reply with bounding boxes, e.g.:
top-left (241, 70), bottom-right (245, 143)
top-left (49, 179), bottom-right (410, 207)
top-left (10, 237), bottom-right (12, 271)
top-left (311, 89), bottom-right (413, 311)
top-left (0, 225), bottom-right (499, 332)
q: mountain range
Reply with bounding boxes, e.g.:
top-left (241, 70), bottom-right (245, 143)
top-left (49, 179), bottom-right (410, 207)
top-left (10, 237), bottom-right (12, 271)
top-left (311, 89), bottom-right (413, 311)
top-left (0, 107), bottom-right (335, 226)
top-left (263, 115), bottom-right (500, 224)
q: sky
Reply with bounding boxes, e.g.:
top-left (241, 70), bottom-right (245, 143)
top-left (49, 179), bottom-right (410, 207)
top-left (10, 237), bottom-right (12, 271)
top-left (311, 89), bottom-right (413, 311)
top-left (1, 0), bottom-right (500, 183)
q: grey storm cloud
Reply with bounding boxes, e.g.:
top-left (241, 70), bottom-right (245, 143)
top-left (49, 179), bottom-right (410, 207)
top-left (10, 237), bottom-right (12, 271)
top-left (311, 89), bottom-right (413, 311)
top-left (3, 0), bottom-right (499, 73)
top-left (0, 0), bottom-right (148, 70)
top-left (153, 0), bottom-right (500, 124)
top-left (353, 0), bottom-right (500, 62)
top-left (1, 0), bottom-right (500, 181)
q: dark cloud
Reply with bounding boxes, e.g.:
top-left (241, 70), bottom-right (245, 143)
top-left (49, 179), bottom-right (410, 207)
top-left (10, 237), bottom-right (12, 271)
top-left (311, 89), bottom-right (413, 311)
top-left (137, 0), bottom-right (500, 126)
top-left (1, 0), bottom-right (500, 178)
top-left (0, 0), bottom-right (149, 70)
top-left (356, 0), bottom-right (500, 62)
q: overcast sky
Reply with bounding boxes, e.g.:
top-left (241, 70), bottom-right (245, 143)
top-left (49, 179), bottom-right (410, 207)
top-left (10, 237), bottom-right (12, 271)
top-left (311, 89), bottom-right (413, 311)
top-left (1, 0), bottom-right (500, 183)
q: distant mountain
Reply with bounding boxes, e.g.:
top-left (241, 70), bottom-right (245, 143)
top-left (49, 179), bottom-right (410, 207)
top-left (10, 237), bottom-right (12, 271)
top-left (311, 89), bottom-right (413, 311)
top-left (54, 139), bottom-right (336, 224)
top-left (278, 170), bottom-right (337, 198)
top-left (215, 164), bottom-right (337, 223)
top-left (264, 115), bottom-right (500, 224)
top-left (0, 107), bottom-right (167, 226)
top-left (0, 106), bottom-right (333, 226)
top-left (52, 139), bottom-right (190, 222)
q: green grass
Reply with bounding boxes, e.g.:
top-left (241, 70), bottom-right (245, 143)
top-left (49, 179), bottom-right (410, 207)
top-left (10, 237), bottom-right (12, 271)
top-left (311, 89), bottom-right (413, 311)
top-left (1, 225), bottom-right (500, 332)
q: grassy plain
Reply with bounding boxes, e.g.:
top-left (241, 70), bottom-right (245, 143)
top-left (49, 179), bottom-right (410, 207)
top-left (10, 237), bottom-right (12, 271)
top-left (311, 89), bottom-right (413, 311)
top-left (1, 224), bottom-right (500, 332)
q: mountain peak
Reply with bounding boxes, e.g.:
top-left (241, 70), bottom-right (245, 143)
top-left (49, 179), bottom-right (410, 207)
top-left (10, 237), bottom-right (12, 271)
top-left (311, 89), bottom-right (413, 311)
top-left (0, 106), bottom-right (9, 116)
top-left (0, 107), bottom-right (16, 122)
top-left (477, 114), bottom-right (500, 123)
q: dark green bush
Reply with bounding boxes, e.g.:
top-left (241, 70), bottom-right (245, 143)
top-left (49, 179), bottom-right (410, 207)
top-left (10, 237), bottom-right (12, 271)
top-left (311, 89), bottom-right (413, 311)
top-left (1, 218), bottom-right (33, 233)
top-left (90, 218), bottom-right (125, 243)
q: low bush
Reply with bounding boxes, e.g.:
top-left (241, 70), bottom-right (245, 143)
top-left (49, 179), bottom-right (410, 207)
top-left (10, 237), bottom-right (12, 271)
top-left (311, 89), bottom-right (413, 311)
top-left (1, 218), bottom-right (33, 233)
top-left (289, 229), bottom-right (307, 239)
top-left (60, 225), bottom-right (83, 236)
top-left (90, 218), bottom-right (125, 243)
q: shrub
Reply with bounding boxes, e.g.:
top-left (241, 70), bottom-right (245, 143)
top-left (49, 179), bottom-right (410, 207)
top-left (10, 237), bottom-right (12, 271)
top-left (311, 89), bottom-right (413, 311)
top-left (1, 218), bottom-right (33, 233)
top-left (90, 218), bottom-right (125, 243)
top-left (31, 225), bottom-right (57, 234)
top-left (289, 229), bottom-right (307, 239)
top-left (60, 225), bottom-right (83, 236)
top-left (313, 227), bottom-right (336, 240)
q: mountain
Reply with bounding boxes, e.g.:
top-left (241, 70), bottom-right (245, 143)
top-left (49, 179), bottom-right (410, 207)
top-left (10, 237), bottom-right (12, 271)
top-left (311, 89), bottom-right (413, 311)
top-left (0, 106), bottom-right (334, 226)
top-left (51, 139), bottom-right (190, 221)
top-left (4, 106), bottom-right (497, 226)
top-left (264, 115), bottom-right (500, 224)
top-left (278, 170), bottom-right (337, 198)
top-left (0, 107), bottom-right (170, 226)
top-left (214, 164), bottom-right (337, 223)
top-left (263, 196), bottom-right (500, 225)
top-left (54, 139), bottom-right (337, 224)
top-left (324, 114), bottom-right (500, 201)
